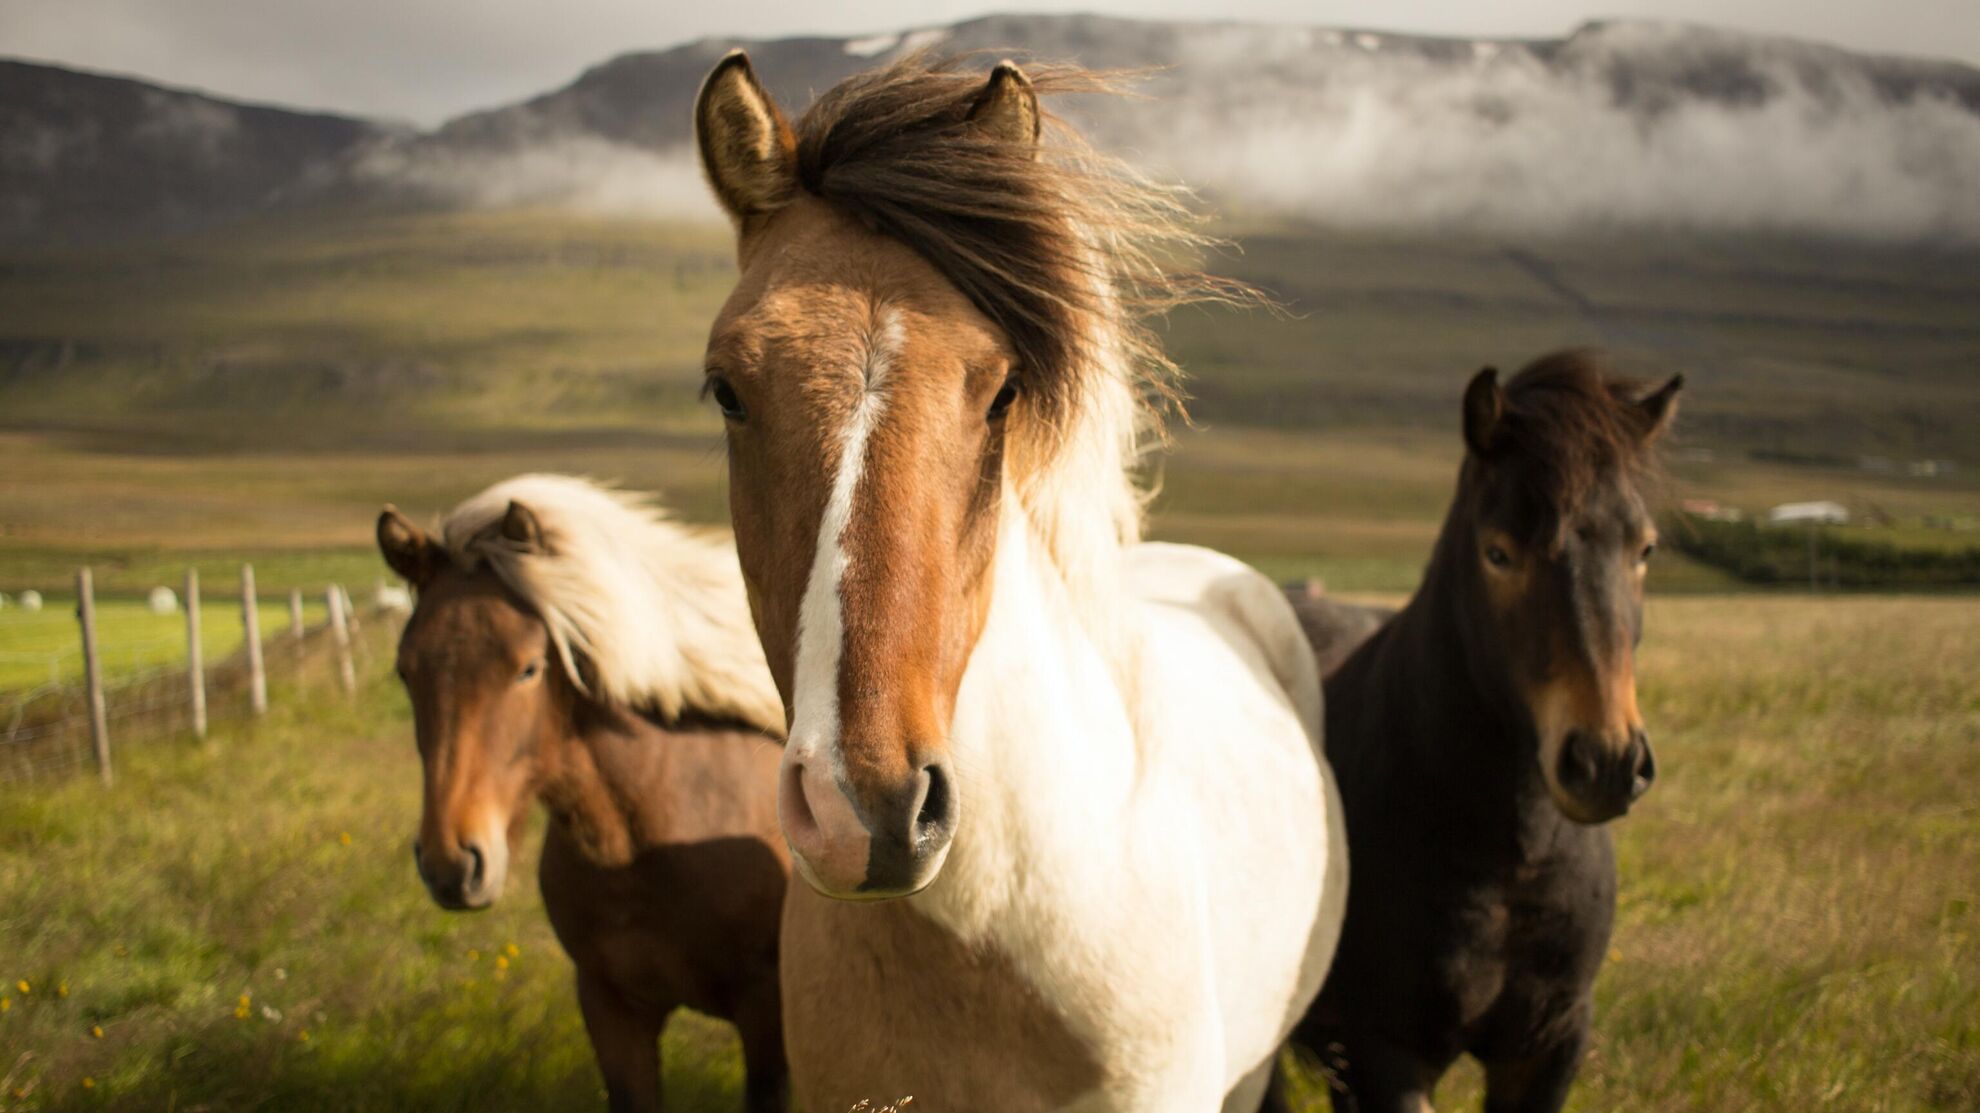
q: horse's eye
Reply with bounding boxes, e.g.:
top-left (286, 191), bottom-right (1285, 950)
top-left (987, 378), bottom-right (1019, 421)
top-left (704, 376), bottom-right (746, 422)
top-left (517, 659), bottom-right (543, 683)
top-left (1640, 541), bottom-right (1658, 563)
top-left (1485, 545), bottom-right (1512, 569)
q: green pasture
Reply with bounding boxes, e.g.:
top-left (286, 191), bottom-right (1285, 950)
top-left (0, 597), bottom-right (1973, 1110)
top-left (0, 597), bottom-right (330, 693)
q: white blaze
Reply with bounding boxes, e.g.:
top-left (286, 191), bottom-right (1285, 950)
top-left (787, 310), bottom-right (903, 766)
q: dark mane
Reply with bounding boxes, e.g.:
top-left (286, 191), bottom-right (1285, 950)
top-left (1490, 350), bottom-right (1666, 519)
top-left (789, 51), bottom-right (1247, 431)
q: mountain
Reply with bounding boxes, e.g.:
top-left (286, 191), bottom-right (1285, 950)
top-left (0, 60), bottom-right (398, 244)
top-left (6, 17), bottom-right (1980, 243)
top-left (347, 16), bottom-right (1980, 241)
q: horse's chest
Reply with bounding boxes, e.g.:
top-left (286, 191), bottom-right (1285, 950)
top-left (781, 884), bottom-right (1107, 1110)
top-left (538, 831), bottom-right (784, 1017)
top-left (1438, 860), bottom-right (1615, 1045)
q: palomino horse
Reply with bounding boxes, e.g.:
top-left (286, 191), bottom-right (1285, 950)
top-left (377, 475), bottom-right (792, 1113)
top-left (1274, 352), bottom-right (1681, 1113)
top-left (693, 52), bottom-right (1347, 1110)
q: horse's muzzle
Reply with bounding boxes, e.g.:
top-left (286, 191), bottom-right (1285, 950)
top-left (1553, 727), bottom-right (1656, 824)
top-left (780, 756), bottom-right (956, 900)
top-left (413, 836), bottom-right (504, 910)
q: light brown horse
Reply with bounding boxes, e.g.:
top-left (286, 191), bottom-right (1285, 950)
top-left (376, 475), bottom-right (791, 1113)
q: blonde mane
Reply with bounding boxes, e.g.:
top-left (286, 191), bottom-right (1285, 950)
top-left (439, 475), bottom-right (785, 736)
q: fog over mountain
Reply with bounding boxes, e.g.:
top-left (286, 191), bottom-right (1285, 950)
top-left (7, 14), bottom-right (1980, 243)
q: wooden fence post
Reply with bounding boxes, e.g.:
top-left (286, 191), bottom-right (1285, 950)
top-left (328, 585), bottom-right (356, 695)
top-left (289, 588), bottom-right (305, 645)
top-left (186, 568), bottom-right (207, 740)
top-left (76, 567), bottom-right (112, 786)
top-left (242, 565), bottom-right (268, 715)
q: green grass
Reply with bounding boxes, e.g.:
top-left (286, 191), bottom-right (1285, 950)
top-left (0, 598), bottom-right (329, 691)
top-left (1, 597), bottom-right (1972, 1110)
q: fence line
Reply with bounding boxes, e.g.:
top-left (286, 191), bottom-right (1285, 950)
top-left (0, 568), bottom-right (406, 787)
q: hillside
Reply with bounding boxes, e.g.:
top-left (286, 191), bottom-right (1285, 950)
top-left (0, 60), bottom-right (395, 244)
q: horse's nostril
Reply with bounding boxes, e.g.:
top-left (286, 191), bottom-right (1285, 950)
top-left (1556, 731), bottom-right (1598, 791)
top-left (464, 843), bottom-right (485, 886)
top-left (915, 762), bottom-right (954, 844)
top-left (1631, 734), bottom-right (1657, 799)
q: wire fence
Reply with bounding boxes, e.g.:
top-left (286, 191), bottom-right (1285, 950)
top-left (0, 571), bottom-right (407, 787)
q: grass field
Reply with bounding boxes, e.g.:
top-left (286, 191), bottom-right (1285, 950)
top-left (0, 597), bottom-right (1972, 1111)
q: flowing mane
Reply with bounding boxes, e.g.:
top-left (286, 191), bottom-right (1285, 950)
top-left (788, 52), bottom-right (1251, 618)
top-left (439, 474), bottom-right (784, 736)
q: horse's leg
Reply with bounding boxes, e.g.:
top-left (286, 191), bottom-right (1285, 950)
top-left (1328, 1035), bottom-right (1438, 1113)
top-left (733, 975), bottom-right (789, 1113)
top-left (577, 971), bottom-right (669, 1113)
top-left (1481, 1004), bottom-right (1591, 1113)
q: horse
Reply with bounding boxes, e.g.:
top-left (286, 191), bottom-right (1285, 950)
top-left (691, 51), bottom-right (1348, 1111)
top-left (375, 474), bottom-right (793, 1113)
top-left (1273, 352), bottom-right (1682, 1113)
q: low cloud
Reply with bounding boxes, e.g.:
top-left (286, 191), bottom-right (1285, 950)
top-left (1143, 28), bottom-right (1980, 241)
top-left (351, 135), bottom-right (721, 220)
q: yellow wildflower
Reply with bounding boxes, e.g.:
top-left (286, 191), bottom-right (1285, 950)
top-left (339, 832), bottom-right (352, 846)
top-left (15, 979), bottom-right (28, 994)
top-left (58, 983), bottom-right (70, 998)
top-left (1, 997), bottom-right (10, 1012)
top-left (90, 1023), bottom-right (104, 1038)
top-left (494, 955), bottom-right (509, 971)
top-left (504, 943), bottom-right (520, 958)
top-left (82, 1078), bottom-right (95, 1089)
top-left (466, 949), bottom-right (480, 963)
top-left (299, 1029), bottom-right (311, 1042)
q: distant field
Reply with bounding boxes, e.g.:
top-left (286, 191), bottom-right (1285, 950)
top-left (0, 598), bottom-right (328, 692)
top-left (1, 596), bottom-right (1971, 1111)
top-left (3, 210), bottom-right (1973, 602)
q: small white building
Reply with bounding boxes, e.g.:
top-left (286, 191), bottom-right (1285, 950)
top-left (148, 586), bottom-right (179, 614)
top-left (1768, 501), bottom-right (1849, 526)
top-left (18, 590), bottom-right (43, 612)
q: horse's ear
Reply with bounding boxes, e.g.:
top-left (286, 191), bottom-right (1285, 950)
top-left (377, 506), bottom-right (439, 587)
top-left (1637, 373), bottom-right (1684, 441)
top-left (968, 61), bottom-right (1041, 153)
top-left (500, 500), bottom-right (547, 552)
top-left (695, 50), bottom-right (798, 229)
top-left (1462, 366), bottom-right (1506, 457)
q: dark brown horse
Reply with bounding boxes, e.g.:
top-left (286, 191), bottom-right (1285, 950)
top-left (1277, 351), bottom-right (1681, 1113)
top-left (376, 475), bottom-right (791, 1113)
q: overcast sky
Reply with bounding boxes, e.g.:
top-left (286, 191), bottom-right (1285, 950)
top-left (5, 0), bottom-right (1976, 126)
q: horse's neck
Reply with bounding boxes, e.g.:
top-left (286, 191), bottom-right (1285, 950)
top-left (915, 505), bottom-right (1144, 936)
top-left (1356, 555), bottom-right (1548, 826)
top-left (539, 703), bottom-right (673, 866)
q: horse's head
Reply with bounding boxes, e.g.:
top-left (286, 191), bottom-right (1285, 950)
top-left (693, 54), bottom-right (1054, 901)
top-left (1452, 352), bottom-right (1682, 824)
top-left (379, 503), bottom-right (563, 910)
